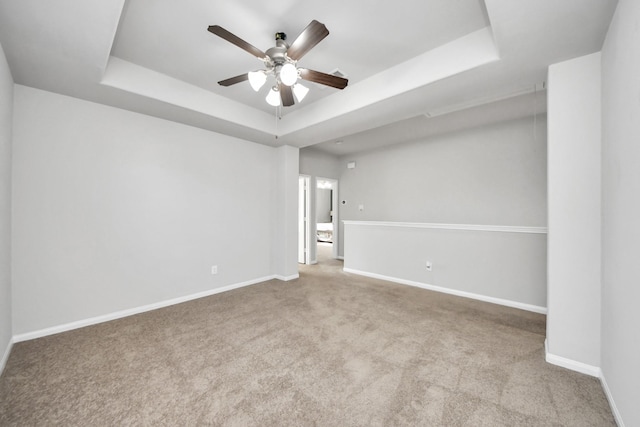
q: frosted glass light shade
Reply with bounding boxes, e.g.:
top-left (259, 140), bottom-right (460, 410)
top-left (292, 83), bottom-right (309, 103)
top-left (248, 71), bottom-right (266, 92)
top-left (280, 63), bottom-right (298, 86)
top-left (266, 86), bottom-right (281, 106)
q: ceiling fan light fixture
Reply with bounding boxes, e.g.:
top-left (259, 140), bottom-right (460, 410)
top-left (266, 86), bottom-right (281, 106)
top-left (248, 70), bottom-right (267, 92)
top-left (280, 63), bottom-right (298, 86)
top-left (292, 83), bottom-right (309, 103)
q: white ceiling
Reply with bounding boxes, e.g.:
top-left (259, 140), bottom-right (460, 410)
top-left (0, 0), bottom-right (618, 156)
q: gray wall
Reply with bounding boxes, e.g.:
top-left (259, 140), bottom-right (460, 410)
top-left (11, 85), bottom-right (281, 336)
top-left (338, 116), bottom-right (548, 311)
top-left (547, 52), bottom-right (602, 370)
top-left (316, 189), bottom-right (332, 223)
top-left (0, 42), bottom-right (13, 370)
top-left (601, 1), bottom-right (640, 425)
top-left (338, 116), bottom-right (548, 256)
top-left (272, 145), bottom-right (300, 279)
top-left (299, 147), bottom-right (341, 180)
top-left (344, 223), bottom-right (547, 310)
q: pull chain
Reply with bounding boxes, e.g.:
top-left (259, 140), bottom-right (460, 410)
top-left (274, 105), bottom-right (280, 139)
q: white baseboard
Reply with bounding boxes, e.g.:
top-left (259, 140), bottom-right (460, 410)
top-left (600, 371), bottom-right (626, 427)
top-left (13, 275), bottom-right (277, 343)
top-left (544, 341), bottom-right (625, 423)
top-left (343, 268), bottom-right (547, 314)
top-left (337, 256), bottom-right (345, 260)
top-left (544, 339), bottom-right (601, 377)
top-left (275, 274), bottom-right (299, 281)
top-left (1, 337), bottom-right (14, 377)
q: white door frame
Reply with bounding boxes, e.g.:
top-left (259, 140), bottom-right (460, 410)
top-left (298, 175), bottom-right (311, 264)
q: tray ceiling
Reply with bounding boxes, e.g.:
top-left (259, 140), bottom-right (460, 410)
top-left (0, 0), bottom-right (618, 154)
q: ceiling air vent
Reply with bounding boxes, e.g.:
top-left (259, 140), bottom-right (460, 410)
top-left (330, 68), bottom-right (348, 78)
top-left (314, 68), bottom-right (348, 90)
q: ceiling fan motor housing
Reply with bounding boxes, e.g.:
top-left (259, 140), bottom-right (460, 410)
top-left (266, 37), bottom-right (291, 67)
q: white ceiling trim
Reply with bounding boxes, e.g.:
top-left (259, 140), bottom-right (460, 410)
top-left (424, 82), bottom-right (545, 118)
top-left (101, 56), bottom-right (275, 133)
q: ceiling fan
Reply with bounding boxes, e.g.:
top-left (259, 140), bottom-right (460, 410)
top-left (207, 20), bottom-right (348, 107)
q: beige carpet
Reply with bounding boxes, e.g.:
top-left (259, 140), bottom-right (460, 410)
top-left (0, 256), bottom-right (615, 426)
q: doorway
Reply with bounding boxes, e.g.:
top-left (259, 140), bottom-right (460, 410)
top-left (315, 177), bottom-right (339, 262)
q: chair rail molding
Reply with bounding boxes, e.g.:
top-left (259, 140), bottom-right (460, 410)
top-left (343, 220), bottom-right (547, 234)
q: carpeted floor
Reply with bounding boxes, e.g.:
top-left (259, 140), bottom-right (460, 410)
top-left (0, 253), bottom-right (615, 426)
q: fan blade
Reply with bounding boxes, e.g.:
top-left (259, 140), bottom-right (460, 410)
top-left (279, 83), bottom-right (295, 107)
top-left (299, 69), bottom-right (348, 89)
top-left (287, 20), bottom-right (329, 61)
top-left (208, 25), bottom-right (267, 60)
top-left (218, 73), bottom-right (249, 87)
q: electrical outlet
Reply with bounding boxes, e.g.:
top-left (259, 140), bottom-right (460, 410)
top-left (426, 261), bottom-right (432, 271)
top-left (211, 265), bottom-right (218, 275)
